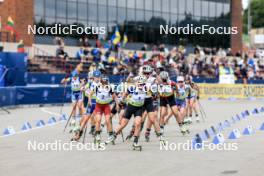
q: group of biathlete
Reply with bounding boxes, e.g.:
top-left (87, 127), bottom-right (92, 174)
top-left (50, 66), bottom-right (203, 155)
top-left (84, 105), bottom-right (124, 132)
top-left (61, 65), bottom-right (201, 151)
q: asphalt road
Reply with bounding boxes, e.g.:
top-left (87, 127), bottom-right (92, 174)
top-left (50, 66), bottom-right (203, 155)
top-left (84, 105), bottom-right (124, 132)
top-left (0, 100), bottom-right (264, 176)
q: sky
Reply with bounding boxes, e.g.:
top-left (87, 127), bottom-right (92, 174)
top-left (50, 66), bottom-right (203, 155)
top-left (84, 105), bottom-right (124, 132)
top-left (242, 0), bottom-right (249, 9)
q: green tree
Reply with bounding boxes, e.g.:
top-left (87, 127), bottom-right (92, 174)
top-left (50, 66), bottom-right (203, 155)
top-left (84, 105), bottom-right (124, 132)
top-left (243, 0), bottom-right (264, 34)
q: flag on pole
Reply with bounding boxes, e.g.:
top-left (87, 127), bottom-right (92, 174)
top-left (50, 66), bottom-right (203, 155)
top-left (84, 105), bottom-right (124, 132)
top-left (111, 26), bottom-right (121, 45)
top-left (17, 39), bottom-right (25, 53)
top-left (122, 32), bottom-right (128, 47)
top-left (5, 16), bottom-right (15, 34)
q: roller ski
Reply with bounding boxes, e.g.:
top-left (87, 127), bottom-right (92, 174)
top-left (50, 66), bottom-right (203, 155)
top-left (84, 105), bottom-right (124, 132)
top-left (180, 125), bottom-right (190, 135)
top-left (69, 119), bottom-right (77, 133)
top-left (126, 129), bottom-right (134, 141)
top-left (132, 142), bottom-right (142, 151)
top-left (195, 114), bottom-right (200, 123)
top-left (159, 135), bottom-right (166, 145)
top-left (70, 129), bottom-right (83, 142)
top-left (89, 126), bottom-right (96, 136)
top-left (104, 134), bottom-right (116, 145)
top-left (145, 135), bottom-right (150, 142)
top-left (94, 132), bottom-right (101, 145)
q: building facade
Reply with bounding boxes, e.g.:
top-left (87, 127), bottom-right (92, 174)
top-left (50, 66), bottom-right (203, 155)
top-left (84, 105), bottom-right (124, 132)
top-left (0, 0), bottom-right (242, 53)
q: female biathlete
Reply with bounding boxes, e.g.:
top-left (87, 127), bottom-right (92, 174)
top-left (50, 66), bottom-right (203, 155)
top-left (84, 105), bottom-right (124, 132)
top-left (71, 70), bottom-right (100, 141)
top-left (158, 72), bottom-right (189, 135)
top-left (185, 75), bottom-right (200, 123)
top-left (106, 76), bottom-right (151, 150)
top-left (61, 71), bottom-right (84, 133)
top-left (89, 75), bottom-right (119, 144)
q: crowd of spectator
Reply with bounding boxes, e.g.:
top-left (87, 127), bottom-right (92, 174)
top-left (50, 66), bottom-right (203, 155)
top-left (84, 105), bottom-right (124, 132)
top-left (53, 37), bottom-right (264, 84)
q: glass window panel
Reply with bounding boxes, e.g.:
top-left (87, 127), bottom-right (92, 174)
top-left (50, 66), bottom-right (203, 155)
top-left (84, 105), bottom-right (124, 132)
top-left (171, 0), bottom-right (178, 13)
top-left (67, 19), bottom-right (77, 25)
top-left (127, 8), bottom-right (135, 21)
top-left (209, 1), bottom-right (216, 17)
top-left (136, 9), bottom-right (144, 21)
top-left (186, 0), bottom-right (193, 15)
top-left (154, 0), bottom-right (161, 11)
top-left (35, 0), bottom-right (44, 16)
top-left (170, 13), bottom-right (177, 25)
top-left (162, 0), bottom-right (169, 13)
top-left (98, 5), bottom-right (107, 22)
top-left (89, 3), bottom-right (97, 21)
top-left (98, 0), bottom-right (107, 5)
top-left (89, 0), bottom-right (97, 4)
top-left (178, 0), bottom-right (185, 14)
top-left (117, 7), bottom-right (126, 22)
top-left (201, 0), bottom-right (209, 17)
top-left (216, 2), bottom-right (223, 18)
top-left (46, 17), bottom-right (56, 25)
top-left (223, 3), bottom-right (230, 16)
top-left (78, 20), bottom-right (88, 27)
top-left (78, 2), bottom-right (87, 20)
top-left (117, 0), bottom-right (126, 7)
top-left (154, 11), bottom-right (161, 18)
top-left (136, 0), bottom-right (144, 9)
top-left (108, 0), bottom-right (116, 6)
top-left (56, 18), bottom-right (66, 24)
top-left (88, 21), bottom-right (98, 27)
top-left (127, 0), bottom-right (135, 8)
top-left (162, 12), bottom-right (170, 24)
top-left (68, 2), bottom-right (77, 19)
top-left (108, 6), bottom-right (117, 22)
top-left (45, 0), bottom-right (56, 17)
top-left (145, 0), bottom-right (152, 10)
top-left (145, 10), bottom-right (153, 22)
top-left (57, 0), bottom-right (66, 18)
top-left (194, 0), bottom-right (201, 17)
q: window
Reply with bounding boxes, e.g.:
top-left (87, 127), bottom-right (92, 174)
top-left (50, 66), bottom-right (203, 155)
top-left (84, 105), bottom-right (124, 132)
top-left (117, 7), bottom-right (126, 23)
top-left (145, 0), bottom-right (152, 10)
top-left (127, 0), bottom-right (135, 8)
top-left (108, 6), bottom-right (117, 22)
top-left (145, 10), bottom-right (153, 22)
top-left (136, 9), bottom-right (144, 21)
top-left (68, 1), bottom-right (77, 19)
top-left (201, 0), bottom-right (209, 17)
top-left (127, 8), bottom-right (135, 21)
top-left (186, 0), bottom-right (193, 16)
top-left (108, 0), bottom-right (116, 6)
top-left (77, 2), bottom-right (87, 20)
top-left (35, 0), bottom-right (44, 16)
top-left (45, 0), bottom-right (56, 17)
top-left (89, 3), bottom-right (97, 21)
top-left (99, 5), bottom-right (107, 22)
top-left (98, 0), bottom-right (107, 5)
top-left (171, 0), bottom-right (178, 14)
top-left (136, 0), bottom-right (144, 9)
top-left (178, 0), bottom-right (185, 14)
top-left (194, 0), bottom-right (201, 17)
top-left (117, 0), bottom-right (126, 7)
top-left (162, 0), bottom-right (169, 13)
top-left (216, 1), bottom-right (223, 18)
top-left (223, 3), bottom-right (230, 17)
top-left (153, 0), bottom-right (161, 11)
top-left (209, 1), bottom-right (216, 18)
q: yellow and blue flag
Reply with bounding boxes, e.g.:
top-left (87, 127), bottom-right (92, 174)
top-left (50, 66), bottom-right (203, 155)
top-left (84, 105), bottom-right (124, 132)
top-left (111, 26), bottom-right (121, 45)
top-left (122, 32), bottom-right (128, 46)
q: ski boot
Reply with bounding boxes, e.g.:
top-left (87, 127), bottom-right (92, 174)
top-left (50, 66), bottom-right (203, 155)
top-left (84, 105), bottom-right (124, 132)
top-left (126, 130), bottom-right (134, 141)
top-left (89, 126), bottom-right (95, 136)
top-left (145, 129), bottom-right (151, 142)
top-left (132, 142), bottom-right (142, 151)
top-left (94, 132), bottom-right (101, 144)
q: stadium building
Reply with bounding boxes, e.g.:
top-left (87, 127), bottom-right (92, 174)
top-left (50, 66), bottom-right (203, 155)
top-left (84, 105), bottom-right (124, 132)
top-left (0, 0), bottom-right (242, 53)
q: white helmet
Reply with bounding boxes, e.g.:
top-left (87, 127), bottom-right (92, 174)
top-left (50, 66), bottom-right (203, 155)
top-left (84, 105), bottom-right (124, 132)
top-left (159, 71), bottom-right (169, 80)
top-left (177, 76), bottom-right (184, 82)
top-left (137, 75), bottom-right (147, 84)
top-left (142, 65), bottom-right (153, 73)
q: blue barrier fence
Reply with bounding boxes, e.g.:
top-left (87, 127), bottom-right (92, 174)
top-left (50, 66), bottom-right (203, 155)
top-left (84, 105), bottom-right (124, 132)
top-left (0, 86), bottom-right (71, 107)
top-left (27, 73), bottom-right (264, 85)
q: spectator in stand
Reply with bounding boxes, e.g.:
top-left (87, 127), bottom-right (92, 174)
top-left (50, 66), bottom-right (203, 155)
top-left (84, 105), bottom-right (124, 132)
top-left (76, 47), bottom-right (89, 62)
